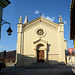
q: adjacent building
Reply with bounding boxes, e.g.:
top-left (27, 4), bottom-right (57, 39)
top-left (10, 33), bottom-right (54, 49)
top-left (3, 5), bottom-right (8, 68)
top-left (70, 0), bottom-right (75, 54)
top-left (0, 0), bottom-right (10, 39)
top-left (16, 15), bottom-right (67, 67)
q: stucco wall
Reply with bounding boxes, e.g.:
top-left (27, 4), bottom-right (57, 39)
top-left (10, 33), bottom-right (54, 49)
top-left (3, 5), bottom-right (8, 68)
top-left (24, 22), bottom-right (58, 55)
top-left (16, 17), bottom-right (66, 67)
top-left (23, 21), bottom-right (60, 65)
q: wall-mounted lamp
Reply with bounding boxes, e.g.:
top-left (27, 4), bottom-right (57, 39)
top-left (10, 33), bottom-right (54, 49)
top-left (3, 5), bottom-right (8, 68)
top-left (1, 19), bottom-right (12, 36)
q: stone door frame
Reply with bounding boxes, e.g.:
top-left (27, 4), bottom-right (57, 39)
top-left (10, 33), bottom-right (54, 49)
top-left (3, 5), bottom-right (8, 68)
top-left (33, 39), bottom-right (48, 62)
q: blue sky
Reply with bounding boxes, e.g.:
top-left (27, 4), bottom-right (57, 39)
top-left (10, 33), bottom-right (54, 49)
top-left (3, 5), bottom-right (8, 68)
top-left (0, 0), bottom-right (73, 52)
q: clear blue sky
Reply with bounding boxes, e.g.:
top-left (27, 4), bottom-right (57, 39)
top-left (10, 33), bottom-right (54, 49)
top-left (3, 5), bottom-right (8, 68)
top-left (0, 0), bottom-right (73, 52)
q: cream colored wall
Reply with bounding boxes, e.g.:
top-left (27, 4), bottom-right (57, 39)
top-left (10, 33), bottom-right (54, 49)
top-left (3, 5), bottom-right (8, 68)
top-left (16, 17), bottom-right (66, 67)
top-left (58, 32), bottom-right (65, 62)
top-left (64, 40), bottom-right (67, 50)
top-left (24, 21), bottom-right (59, 62)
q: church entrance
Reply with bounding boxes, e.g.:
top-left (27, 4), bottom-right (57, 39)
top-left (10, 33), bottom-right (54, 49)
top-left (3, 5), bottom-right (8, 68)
top-left (36, 44), bottom-right (45, 62)
top-left (37, 50), bottom-right (44, 62)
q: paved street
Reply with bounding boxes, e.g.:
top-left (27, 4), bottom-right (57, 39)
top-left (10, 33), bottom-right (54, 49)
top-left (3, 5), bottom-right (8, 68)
top-left (0, 65), bottom-right (75, 75)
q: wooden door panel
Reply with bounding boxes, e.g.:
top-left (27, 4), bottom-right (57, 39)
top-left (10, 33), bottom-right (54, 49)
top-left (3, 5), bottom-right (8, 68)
top-left (39, 50), bottom-right (44, 60)
top-left (37, 50), bottom-right (44, 62)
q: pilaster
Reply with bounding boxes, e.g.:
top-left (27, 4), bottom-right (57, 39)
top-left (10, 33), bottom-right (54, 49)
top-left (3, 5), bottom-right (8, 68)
top-left (58, 20), bottom-right (65, 63)
top-left (16, 16), bottom-right (23, 67)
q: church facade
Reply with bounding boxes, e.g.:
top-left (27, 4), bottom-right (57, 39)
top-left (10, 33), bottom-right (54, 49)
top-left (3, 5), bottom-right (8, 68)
top-left (16, 15), bottom-right (67, 67)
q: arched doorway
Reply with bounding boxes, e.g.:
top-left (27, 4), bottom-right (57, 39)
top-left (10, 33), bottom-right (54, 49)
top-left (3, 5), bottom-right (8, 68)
top-left (37, 44), bottom-right (44, 62)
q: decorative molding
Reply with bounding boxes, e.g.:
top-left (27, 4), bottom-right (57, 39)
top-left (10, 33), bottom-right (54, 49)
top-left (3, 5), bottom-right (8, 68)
top-left (58, 22), bottom-right (64, 24)
top-left (24, 17), bottom-right (58, 26)
top-left (23, 18), bottom-right (58, 32)
top-left (41, 20), bottom-right (58, 31)
top-left (49, 54), bottom-right (59, 55)
top-left (33, 39), bottom-right (48, 44)
top-left (35, 27), bottom-right (47, 38)
top-left (24, 54), bottom-right (34, 56)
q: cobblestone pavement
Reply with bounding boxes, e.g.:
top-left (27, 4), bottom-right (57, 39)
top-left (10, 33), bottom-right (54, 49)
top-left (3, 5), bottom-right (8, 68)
top-left (0, 65), bottom-right (75, 75)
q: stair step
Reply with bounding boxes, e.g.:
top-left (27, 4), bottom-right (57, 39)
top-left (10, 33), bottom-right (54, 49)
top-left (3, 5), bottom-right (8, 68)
top-left (24, 62), bottom-right (54, 68)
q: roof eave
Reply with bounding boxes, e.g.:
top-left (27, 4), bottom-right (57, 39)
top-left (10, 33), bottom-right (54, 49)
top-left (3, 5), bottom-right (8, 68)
top-left (70, 0), bottom-right (75, 40)
top-left (0, 0), bottom-right (11, 8)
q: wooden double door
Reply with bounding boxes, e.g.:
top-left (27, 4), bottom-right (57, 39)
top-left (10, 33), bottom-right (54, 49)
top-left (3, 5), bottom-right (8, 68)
top-left (37, 50), bottom-right (44, 62)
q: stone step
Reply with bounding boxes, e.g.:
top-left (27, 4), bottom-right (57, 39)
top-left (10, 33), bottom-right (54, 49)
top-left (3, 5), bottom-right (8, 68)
top-left (24, 62), bottom-right (55, 68)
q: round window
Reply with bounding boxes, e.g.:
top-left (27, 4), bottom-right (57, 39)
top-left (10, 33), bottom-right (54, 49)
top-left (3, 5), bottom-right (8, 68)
top-left (37, 29), bottom-right (44, 35)
top-left (35, 28), bottom-right (47, 38)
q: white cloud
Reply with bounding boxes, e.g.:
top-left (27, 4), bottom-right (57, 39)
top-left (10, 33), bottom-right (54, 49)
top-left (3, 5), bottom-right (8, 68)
top-left (45, 16), bottom-right (55, 22)
top-left (42, 14), bottom-right (55, 22)
top-left (35, 10), bottom-right (40, 14)
top-left (64, 21), bottom-right (67, 25)
top-left (35, 10), bottom-right (55, 22)
top-left (41, 14), bottom-right (45, 18)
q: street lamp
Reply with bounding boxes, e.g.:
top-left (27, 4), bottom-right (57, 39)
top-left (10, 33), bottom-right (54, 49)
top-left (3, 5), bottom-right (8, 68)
top-left (1, 19), bottom-right (12, 36)
top-left (7, 26), bottom-right (12, 36)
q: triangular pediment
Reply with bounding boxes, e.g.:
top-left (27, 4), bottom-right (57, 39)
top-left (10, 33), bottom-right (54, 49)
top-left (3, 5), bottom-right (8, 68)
top-left (33, 39), bottom-right (47, 44)
top-left (33, 39), bottom-right (48, 50)
top-left (23, 17), bottom-right (58, 30)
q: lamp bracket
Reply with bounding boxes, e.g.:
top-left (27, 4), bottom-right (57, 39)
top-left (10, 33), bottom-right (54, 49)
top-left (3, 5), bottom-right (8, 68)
top-left (1, 19), bottom-right (10, 26)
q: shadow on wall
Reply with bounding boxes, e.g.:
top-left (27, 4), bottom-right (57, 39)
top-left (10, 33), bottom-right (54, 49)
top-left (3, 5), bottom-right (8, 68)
top-left (16, 53), bottom-right (66, 68)
top-left (47, 43), bottom-right (51, 61)
top-left (15, 54), bottom-right (75, 74)
top-left (16, 53), bottom-right (36, 67)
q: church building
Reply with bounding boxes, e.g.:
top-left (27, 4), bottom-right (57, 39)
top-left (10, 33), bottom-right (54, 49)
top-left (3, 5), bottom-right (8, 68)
top-left (16, 14), bottom-right (67, 67)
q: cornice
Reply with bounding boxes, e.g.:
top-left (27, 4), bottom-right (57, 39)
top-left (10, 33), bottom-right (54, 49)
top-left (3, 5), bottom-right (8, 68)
top-left (24, 17), bottom-right (58, 27)
top-left (23, 17), bottom-right (58, 32)
top-left (64, 39), bottom-right (67, 42)
top-left (58, 22), bottom-right (64, 24)
top-left (33, 39), bottom-right (48, 44)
